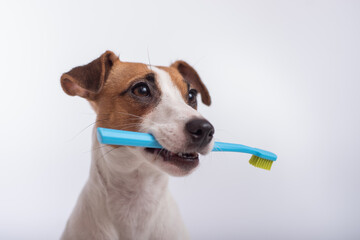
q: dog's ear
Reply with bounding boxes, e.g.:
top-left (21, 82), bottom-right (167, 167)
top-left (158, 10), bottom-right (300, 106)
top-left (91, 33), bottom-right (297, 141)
top-left (171, 60), bottom-right (211, 106)
top-left (61, 50), bottom-right (118, 100)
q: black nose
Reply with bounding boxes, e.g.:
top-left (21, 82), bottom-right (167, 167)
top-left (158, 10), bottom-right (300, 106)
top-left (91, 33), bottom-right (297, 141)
top-left (185, 119), bottom-right (214, 148)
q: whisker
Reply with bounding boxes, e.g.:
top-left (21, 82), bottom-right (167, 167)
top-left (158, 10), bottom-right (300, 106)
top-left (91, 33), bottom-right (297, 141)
top-left (114, 111), bottom-right (159, 125)
top-left (69, 118), bottom-right (110, 141)
top-left (111, 122), bottom-right (142, 127)
top-left (155, 148), bottom-right (165, 160)
top-left (97, 111), bottom-right (161, 126)
top-left (109, 124), bottom-right (144, 132)
top-left (147, 46), bottom-right (152, 70)
top-left (81, 144), bottom-right (109, 154)
top-left (96, 145), bottom-right (122, 162)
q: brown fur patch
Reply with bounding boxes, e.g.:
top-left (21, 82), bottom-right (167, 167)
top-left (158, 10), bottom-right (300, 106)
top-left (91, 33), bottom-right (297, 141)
top-left (61, 51), bottom-right (117, 99)
top-left (94, 63), bottom-right (192, 133)
top-left (170, 60), bottom-right (211, 106)
top-left (94, 61), bottom-right (157, 132)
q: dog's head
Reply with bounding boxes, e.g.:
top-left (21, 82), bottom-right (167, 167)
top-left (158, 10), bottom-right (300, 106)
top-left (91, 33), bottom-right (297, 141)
top-left (61, 50), bottom-right (214, 176)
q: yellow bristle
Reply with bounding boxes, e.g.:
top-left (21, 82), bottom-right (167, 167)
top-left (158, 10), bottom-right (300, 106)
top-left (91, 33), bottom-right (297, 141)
top-left (249, 155), bottom-right (273, 170)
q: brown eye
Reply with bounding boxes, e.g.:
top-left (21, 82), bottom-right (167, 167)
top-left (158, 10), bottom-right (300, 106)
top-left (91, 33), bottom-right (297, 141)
top-left (188, 89), bottom-right (197, 104)
top-left (132, 83), bottom-right (151, 97)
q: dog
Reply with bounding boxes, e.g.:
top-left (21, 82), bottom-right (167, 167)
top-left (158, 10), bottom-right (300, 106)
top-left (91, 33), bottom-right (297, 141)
top-left (60, 50), bottom-right (214, 240)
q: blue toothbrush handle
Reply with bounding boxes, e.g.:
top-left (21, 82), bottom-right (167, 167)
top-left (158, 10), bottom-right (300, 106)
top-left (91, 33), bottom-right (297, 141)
top-left (213, 142), bottom-right (277, 161)
top-left (97, 128), bottom-right (277, 161)
top-left (97, 127), bottom-right (163, 148)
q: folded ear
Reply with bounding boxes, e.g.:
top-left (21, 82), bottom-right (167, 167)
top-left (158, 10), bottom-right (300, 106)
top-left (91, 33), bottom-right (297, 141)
top-left (171, 60), bottom-right (211, 106)
top-left (60, 50), bottom-right (118, 100)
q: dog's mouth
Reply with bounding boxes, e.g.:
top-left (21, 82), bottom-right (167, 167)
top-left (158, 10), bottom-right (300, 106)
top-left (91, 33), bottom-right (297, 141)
top-left (145, 148), bottom-right (199, 171)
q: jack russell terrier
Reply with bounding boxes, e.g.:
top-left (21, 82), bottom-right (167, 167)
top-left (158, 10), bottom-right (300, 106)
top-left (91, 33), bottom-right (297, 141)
top-left (60, 50), bottom-right (214, 240)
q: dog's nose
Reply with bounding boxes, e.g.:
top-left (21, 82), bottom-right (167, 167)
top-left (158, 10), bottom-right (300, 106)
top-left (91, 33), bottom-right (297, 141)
top-left (185, 119), bottom-right (214, 148)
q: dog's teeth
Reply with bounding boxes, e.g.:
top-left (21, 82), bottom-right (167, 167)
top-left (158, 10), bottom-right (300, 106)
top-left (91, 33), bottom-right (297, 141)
top-left (176, 152), bottom-right (197, 158)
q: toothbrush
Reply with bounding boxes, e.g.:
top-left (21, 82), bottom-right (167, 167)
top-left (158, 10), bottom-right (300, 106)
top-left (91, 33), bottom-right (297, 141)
top-left (97, 127), bottom-right (277, 170)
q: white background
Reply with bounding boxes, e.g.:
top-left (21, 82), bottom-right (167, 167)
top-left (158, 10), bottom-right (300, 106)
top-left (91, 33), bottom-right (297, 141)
top-left (1, 0), bottom-right (359, 239)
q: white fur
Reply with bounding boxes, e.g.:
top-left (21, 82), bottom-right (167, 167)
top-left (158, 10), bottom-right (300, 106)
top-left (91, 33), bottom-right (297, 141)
top-left (61, 129), bottom-right (189, 240)
top-left (142, 67), bottom-right (214, 155)
top-left (61, 66), bottom-right (213, 239)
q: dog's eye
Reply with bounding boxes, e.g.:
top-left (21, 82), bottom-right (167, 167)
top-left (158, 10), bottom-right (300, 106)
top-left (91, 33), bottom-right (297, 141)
top-left (132, 83), bottom-right (151, 97)
top-left (188, 89), bottom-right (197, 103)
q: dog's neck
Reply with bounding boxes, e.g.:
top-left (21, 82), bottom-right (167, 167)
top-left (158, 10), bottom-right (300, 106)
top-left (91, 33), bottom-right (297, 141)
top-left (89, 127), bottom-right (171, 238)
top-left (91, 128), bottom-right (168, 188)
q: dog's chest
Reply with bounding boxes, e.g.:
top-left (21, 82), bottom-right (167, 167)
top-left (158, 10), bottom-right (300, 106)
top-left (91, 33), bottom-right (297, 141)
top-left (104, 173), bottom-right (169, 238)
